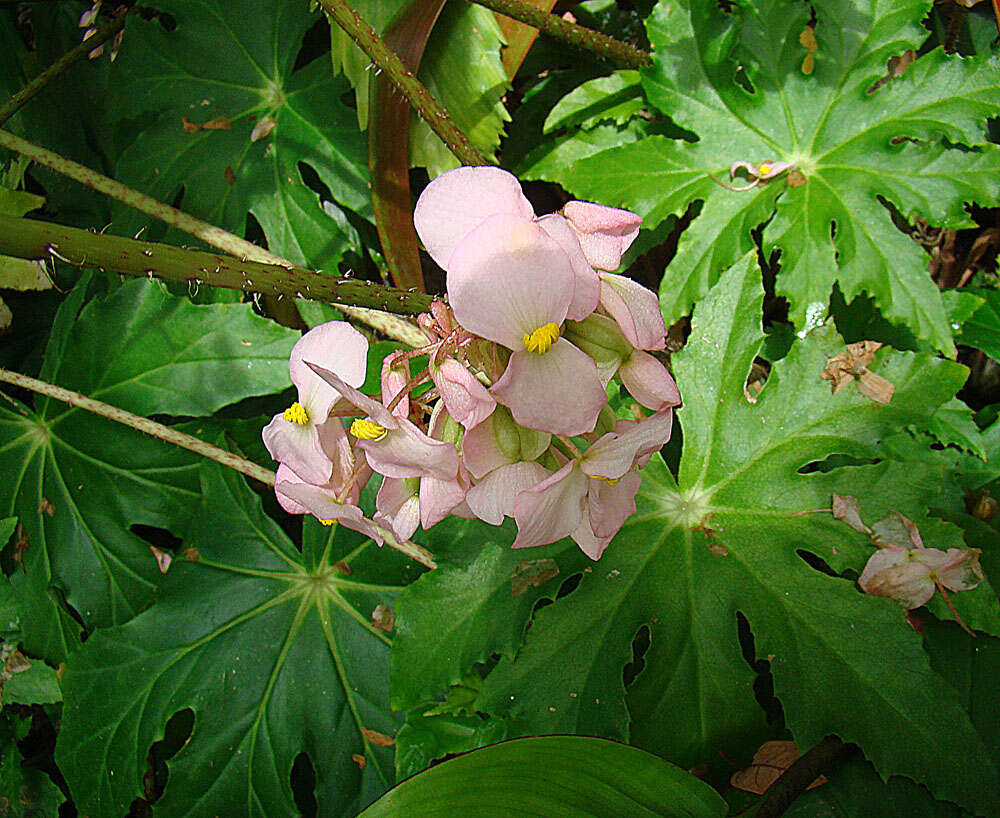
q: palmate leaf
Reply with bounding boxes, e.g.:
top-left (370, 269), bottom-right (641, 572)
top-left (109, 0), bottom-right (369, 270)
top-left (542, 0), bottom-right (1000, 353)
top-left (56, 464), bottom-right (409, 818)
top-left (393, 255), bottom-right (1000, 814)
top-left (0, 279), bottom-right (299, 662)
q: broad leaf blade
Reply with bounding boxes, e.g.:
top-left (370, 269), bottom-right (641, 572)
top-left (57, 464), bottom-right (405, 818)
top-left (359, 736), bottom-right (727, 818)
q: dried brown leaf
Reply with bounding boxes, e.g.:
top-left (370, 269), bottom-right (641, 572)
top-left (731, 740), bottom-right (828, 795)
top-left (362, 728), bottom-right (395, 747)
top-left (511, 558), bottom-right (560, 597)
top-left (371, 604), bottom-right (394, 633)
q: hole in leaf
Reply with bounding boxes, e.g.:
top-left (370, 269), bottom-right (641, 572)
top-left (290, 752), bottom-right (318, 817)
top-left (130, 525), bottom-right (182, 553)
top-left (736, 613), bottom-right (783, 727)
top-left (732, 64), bottom-right (755, 94)
top-left (170, 184), bottom-right (186, 211)
top-left (155, 12), bottom-right (177, 32)
top-left (134, 708), bottom-right (195, 811)
top-left (555, 572), bottom-right (582, 599)
top-left (622, 624), bottom-right (651, 687)
top-left (796, 453), bottom-right (877, 474)
top-left (244, 211), bottom-right (267, 248)
top-left (796, 548), bottom-right (840, 579)
top-left (297, 161), bottom-right (333, 205)
top-left (292, 16), bottom-right (330, 73)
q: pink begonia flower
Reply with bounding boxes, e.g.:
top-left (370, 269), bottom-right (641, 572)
top-left (562, 200), bottom-right (642, 272)
top-left (618, 350), bottom-right (681, 412)
top-left (376, 477), bottom-right (421, 541)
top-left (466, 461), bottom-right (552, 526)
top-left (859, 546), bottom-right (984, 609)
top-left (275, 479), bottom-right (387, 545)
top-left (274, 443), bottom-right (371, 515)
top-left (413, 166), bottom-right (606, 320)
top-left (306, 362), bottom-right (459, 481)
top-left (262, 322), bottom-right (368, 484)
top-left (462, 406), bottom-right (550, 480)
top-left (447, 213), bottom-right (607, 436)
top-left (511, 410), bottom-right (673, 558)
top-left (564, 313), bottom-right (634, 386)
top-left (428, 357), bottom-right (496, 430)
top-left (599, 273), bottom-right (667, 351)
top-left (417, 401), bottom-right (473, 529)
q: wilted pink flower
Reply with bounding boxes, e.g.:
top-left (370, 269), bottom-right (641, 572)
top-left (262, 322), bottom-right (368, 484)
top-left (447, 214), bottom-right (607, 436)
top-left (859, 546), bottom-right (984, 609)
top-left (562, 201), bottom-right (642, 272)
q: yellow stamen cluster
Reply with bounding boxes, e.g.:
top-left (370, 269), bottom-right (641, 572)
top-left (350, 418), bottom-right (389, 441)
top-left (319, 518), bottom-right (337, 527)
top-left (282, 401), bottom-right (309, 425)
top-left (523, 322), bottom-right (560, 354)
top-left (590, 475), bottom-right (621, 486)
top-left (757, 163), bottom-right (772, 176)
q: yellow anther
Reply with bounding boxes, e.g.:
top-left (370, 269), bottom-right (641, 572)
top-left (282, 401), bottom-right (309, 425)
top-left (350, 418), bottom-right (389, 441)
top-left (757, 163), bottom-right (773, 176)
top-left (522, 322), bottom-right (560, 354)
top-left (318, 518), bottom-right (337, 527)
top-left (590, 474), bottom-right (621, 486)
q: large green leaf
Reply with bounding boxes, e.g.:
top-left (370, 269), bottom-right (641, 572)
top-left (0, 279), bottom-right (298, 661)
top-left (110, 0), bottom-right (369, 269)
top-left (540, 0), bottom-right (1000, 352)
top-left (441, 255), bottom-right (1000, 813)
top-left (56, 464), bottom-right (409, 818)
top-left (359, 736), bottom-right (727, 817)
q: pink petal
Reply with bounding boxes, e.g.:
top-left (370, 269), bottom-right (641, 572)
top-left (587, 471), bottom-right (642, 539)
top-left (512, 462), bottom-right (588, 548)
top-left (360, 417), bottom-right (459, 480)
top-left (275, 480), bottom-right (385, 546)
top-left (290, 321), bottom-right (369, 420)
top-left (274, 463), bottom-right (310, 514)
top-left (262, 413), bottom-right (332, 485)
top-left (929, 548), bottom-right (984, 592)
top-left (447, 214), bottom-right (574, 349)
top-left (306, 362), bottom-right (396, 428)
top-left (466, 461), bottom-right (551, 525)
top-left (462, 408), bottom-right (550, 479)
top-left (420, 473), bottom-right (469, 529)
top-left (581, 410), bottom-right (674, 480)
top-left (570, 519), bottom-right (613, 561)
top-left (377, 477), bottom-right (421, 541)
top-left (492, 339), bottom-right (607, 436)
top-left (563, 201), bottom-right (641, 271)
top-left (430, 358), bottom-right (496, 430)
top-left (382, 352), bottom-right (411, 419)
top-left (618, 351), bottom-right (681, 411)
top-left (413, 166), bottom-right (536, 269)
top-left (599, 273), bottom-right (666, 351)
top-left (535, 213), bottom-right (600, 320)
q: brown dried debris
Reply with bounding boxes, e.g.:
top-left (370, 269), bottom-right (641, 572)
top-left (820, 341), bottom-right (894, 404)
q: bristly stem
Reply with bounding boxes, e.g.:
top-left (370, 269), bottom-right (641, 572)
top-left (0, 14), bottom-right (127, 127)
top-left (0, 368), bottom-right (437, 569)
top-left (468, 0), bottom-right (652, 68)
top-left (0, 215), bottom-right (436, 316)
top-left (0, 367), bottom-right (276, 487)
top-left (0, 129), bottom-right (427, 346)
top-left (316, 0), bottom-right (490, 167)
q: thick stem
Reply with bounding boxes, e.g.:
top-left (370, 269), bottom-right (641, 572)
top-left (467, 0), bottom-right (652, 68)
top-left (0, 15), bottom-right (127, 127)
top-left (317, 0), bottom-right (490, 167)
top-left (0, 368), bottom-right (437, 569)
top-left (753, 736), bottom-right (856, 818)
top-left (0, 130), bottom-right (427, 346)
top-left (0, 215), bottom-right (435, 315)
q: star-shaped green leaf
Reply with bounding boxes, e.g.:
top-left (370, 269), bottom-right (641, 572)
top-left (56, 464), bottom-right (409, 818)
top-left (109, 0), bottom-right (369, 270)
top-left (543, 0), bottom-right (1000, 353)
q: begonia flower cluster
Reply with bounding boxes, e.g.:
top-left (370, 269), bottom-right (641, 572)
top-left (262, 167), bottom-right (680, 560)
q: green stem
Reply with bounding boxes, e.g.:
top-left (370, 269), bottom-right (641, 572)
top-left (0, 368), bottom-right (437, 569)
top-left (0, 129), bottom-right (427, 345)
top-left (752, 736), bottom-right (856, 817)
top-left (0, 15), bottom-right (127, 127)
top-left (468, 0), bottom-right (652, 68)
top-left (316, 0), bottom-right (490, 167)
top-left (0, 367), bottom-right (275, 487)
top-left (0, 215), bottom-right (435, 315)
